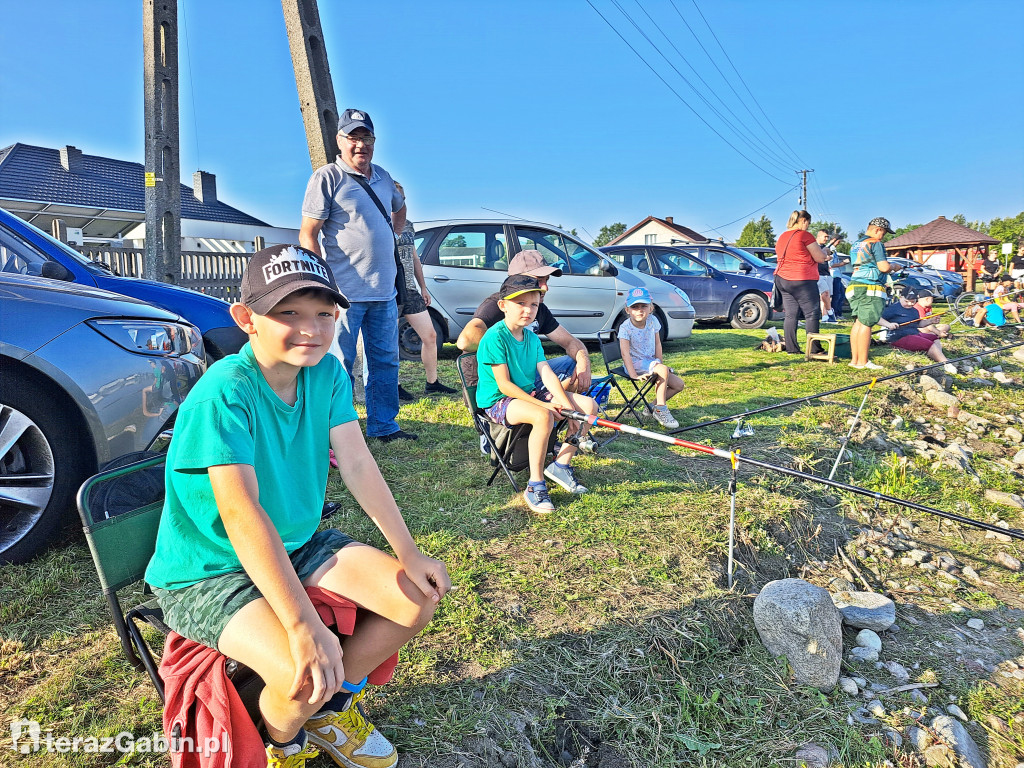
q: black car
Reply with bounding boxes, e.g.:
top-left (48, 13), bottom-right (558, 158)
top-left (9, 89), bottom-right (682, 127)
top-left (600, 244), bottom-right (775, 329)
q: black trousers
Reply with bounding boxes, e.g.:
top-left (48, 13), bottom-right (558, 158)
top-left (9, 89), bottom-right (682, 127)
top-left (777, 276), bottom-right (821, 353)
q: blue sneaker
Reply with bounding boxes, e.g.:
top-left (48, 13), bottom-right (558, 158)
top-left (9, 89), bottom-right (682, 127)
top-left (524, 483), bottom-right (555, 514)
top-left (544, 462), bottom-right (588, 494)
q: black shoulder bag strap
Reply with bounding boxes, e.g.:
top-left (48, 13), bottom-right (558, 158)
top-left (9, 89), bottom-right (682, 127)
top-left (346, 170), bottom-right (407, 309)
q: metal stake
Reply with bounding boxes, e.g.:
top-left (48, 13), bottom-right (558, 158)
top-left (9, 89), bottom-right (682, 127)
top-left (728, 450), bottom-right (739, 589)
top-left (828, 377), bottom-right (877, 480)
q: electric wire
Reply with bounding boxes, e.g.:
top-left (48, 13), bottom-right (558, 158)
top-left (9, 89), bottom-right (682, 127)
top-left (584, 0), bottom-right (793, 185)
top-left (606, 0), bottom-right (795, 177)
top-left (705, 184), bottom-right (800, 235)
top-left (629, 0), bottom-right (797, 173)
top-left (180, 0), bottom-right (202, 170)
top-left (668, 0), bottom-right (803, 170)
top-left (688, 0), bottom-right (809, 170)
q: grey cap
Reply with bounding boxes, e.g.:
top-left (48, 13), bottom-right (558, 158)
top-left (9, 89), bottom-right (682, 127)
top-left (868, 217), bottom-right (895, 234)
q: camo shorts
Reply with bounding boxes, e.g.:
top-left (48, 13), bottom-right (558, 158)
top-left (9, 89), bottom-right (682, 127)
top-left (151, 528), bottom-right (356, 650)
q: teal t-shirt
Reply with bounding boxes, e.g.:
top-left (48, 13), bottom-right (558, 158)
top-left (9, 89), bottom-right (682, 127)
top-left (145, 343), bottom-right (357, 589)
top-left (849, 236), bottom-right (887, 286)
top-left (475, 320), bottom-right (545, 409)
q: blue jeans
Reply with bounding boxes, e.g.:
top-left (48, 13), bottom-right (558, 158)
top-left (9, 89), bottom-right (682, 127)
top-left (533, 355), bottom-right (576, 393)
top-left (336, 300), bottom-right (400, 437)
top-left (832, 276), bottom-right (845, 316)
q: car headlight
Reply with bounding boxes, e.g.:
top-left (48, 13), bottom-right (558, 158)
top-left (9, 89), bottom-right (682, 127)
top-left (87, 319), bottom-right (202, 357)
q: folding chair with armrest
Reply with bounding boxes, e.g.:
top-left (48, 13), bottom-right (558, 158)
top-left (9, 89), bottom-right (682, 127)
top-left (596, 329), bottom-right (657, 426)
top-left (77, 453), bottom-right (264, 717)
top-left (456, 352), bottom-right (563, 494)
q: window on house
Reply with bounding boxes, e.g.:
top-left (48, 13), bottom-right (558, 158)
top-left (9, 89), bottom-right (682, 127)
top-left (644, 234), bottom-right (657, 245)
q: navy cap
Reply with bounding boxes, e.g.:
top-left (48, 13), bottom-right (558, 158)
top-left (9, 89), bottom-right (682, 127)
top-left (499, 274), bottom-right (543, 300)
top-left (240, 245), bottom-right (348, 314)
top-left (338, 109), bottom-right (374, 135)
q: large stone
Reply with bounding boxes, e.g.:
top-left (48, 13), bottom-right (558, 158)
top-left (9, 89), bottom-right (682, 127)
top-left (793, 743), bottom-right (830, 768)
top-left (984, 489), bottom-right (1024, 509)
top-left (831, 590), bottom-right (896, 631)
top-left (995, 552), bottom-right (1022, 572)
top-left (926, 389), bottom-right (959, 409)
top-left (754, 579), bottom-right (842, 691)
top-left (930, 715), bottom-right (987, 768)
top-left (1006, 427), bottom-right (1023, 443)
top-left (919, 374), bottom-right (942, 393)
top-left (1015, 448), bottom-right (1024, 465)
top-left (855, 629), bottom-right (882, 652)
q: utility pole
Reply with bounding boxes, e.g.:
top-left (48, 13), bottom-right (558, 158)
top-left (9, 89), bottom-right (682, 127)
top-left (797, 169), bottom-right (813, 210)
top-left (280, 0), bottom-right (365, 402)
top-left (142, 0), bottom-right (182, 283)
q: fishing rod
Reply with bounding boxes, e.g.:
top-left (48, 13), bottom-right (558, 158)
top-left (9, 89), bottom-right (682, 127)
top-left (668, 339), bottom-right (1024, 436)
top-left (559, 409), bottom-right (1024, 542)
top-left (871, 310), bottom-right (949, 336)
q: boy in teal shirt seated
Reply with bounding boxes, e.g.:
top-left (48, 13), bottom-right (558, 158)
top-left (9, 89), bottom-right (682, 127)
top-left (476, 274), bottom-right (599, 514)
top-left (145, 245), bottom-right (450, 768)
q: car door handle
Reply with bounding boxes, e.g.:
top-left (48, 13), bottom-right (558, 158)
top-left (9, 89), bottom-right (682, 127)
top-left (431, 275), bottom-right (450, 283)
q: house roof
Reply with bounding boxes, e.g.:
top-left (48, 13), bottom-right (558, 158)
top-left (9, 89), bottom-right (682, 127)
top-left (607, 216), bottom-right (705, 246)
top-left (884, 216), bottom-right (998, 250)
top-left (0, 142), bottom-right (269, 231)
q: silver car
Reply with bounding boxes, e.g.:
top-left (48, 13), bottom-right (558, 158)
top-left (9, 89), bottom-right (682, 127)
top-left (0, 273), bottom-right (205, 564)
top-left (398, 219), bottom-right (695, 357)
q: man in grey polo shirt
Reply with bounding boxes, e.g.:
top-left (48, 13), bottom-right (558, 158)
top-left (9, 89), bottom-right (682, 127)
top-left (300, 109), bottom-right (415, 442)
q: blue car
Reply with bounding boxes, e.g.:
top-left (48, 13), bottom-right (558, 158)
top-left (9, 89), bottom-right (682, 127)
top-left (0, 206), bottom-right (246, 363)
top-left (601, 244), bottom-right (775, 329)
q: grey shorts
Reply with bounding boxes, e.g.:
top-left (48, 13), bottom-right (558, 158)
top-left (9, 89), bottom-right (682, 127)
top-left (402, 288), bottom-right (428, 317)
top-left (151, 528), bottom-right (357, 650)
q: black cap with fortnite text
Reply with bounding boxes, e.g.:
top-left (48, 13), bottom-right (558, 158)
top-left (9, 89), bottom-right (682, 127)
top-left (240, 245), bottom-right (349, 314)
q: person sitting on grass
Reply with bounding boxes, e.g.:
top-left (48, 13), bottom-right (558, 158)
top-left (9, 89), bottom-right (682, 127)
top-left (475, 274), bottom-right (599, 514)
top-left (912, 289), bottom-right (951, 338)
top-left (879, 287), bottom-right (957, 374)
top-left (966, 294), bottom-right (1008, 329)
top-left (145, 245), bottom-right (451, 768)
top-left (618, 286), bottom-right (684, 429)
top-left (992, 277), bottom-right (1023, 325)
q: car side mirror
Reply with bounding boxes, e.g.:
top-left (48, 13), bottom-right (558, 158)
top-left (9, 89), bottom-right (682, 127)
top-left (602, 263), bottom-right (618, 277)
top-left (41, 261), bottom-right (75, 282)
top-left (739, 263), bottom-right (752, 273)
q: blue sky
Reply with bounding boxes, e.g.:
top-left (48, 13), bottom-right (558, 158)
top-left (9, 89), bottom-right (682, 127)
top-left (2, 0), bottom-right (1022, 243)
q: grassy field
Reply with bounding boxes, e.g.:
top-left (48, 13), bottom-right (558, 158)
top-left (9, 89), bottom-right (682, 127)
top-left (2, 316), bottom-right (1023, 767)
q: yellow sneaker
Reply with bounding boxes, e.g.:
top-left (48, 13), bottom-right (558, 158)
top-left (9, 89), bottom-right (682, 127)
top-left (304, 689), bottom-right (398, 768)
top-left (265, 738), bottom-right (319, 767)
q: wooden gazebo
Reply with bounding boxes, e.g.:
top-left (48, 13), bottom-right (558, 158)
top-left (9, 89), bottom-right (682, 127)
top-left (884, 216), bottom-right (998, 290)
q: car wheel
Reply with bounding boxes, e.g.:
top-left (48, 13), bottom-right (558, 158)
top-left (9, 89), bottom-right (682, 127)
top-left (398, 313), bottom-right (445, 362)
top-left (0, 378), bottom-right (89, 564)
top-left (729, 293), bottom-right (770, 330)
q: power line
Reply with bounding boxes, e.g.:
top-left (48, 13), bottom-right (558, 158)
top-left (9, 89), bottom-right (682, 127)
top-left (667, 0), bottom-right (802, 170)
top-left (585, 0), bottom-right (793, 185)
top-left (705, 184), bottom-right (800, 235)
top-left (688, 0), bottom-right (808, 169)
top-left (628, 0), bottom-right (796, 174)
top-left (180, 0), bottom-right (201, 169)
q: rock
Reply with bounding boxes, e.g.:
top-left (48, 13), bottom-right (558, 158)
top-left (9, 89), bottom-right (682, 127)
top-left (985, 489), bottom-right (1024, 509)
top-left (961, 566), bottom-right (982, 584)
top-left (883, 728), bottom-right (903, 748)
top-left (839, 676), bottom-right (859, 696)
top-left (885, 661), bottom-right (911, 681)
top-left (867, 699), bottom-right (886, 717)
top-left (1013, 448), bottom-right (1024, 465)
top-left (947, 704), bottom-right (969, 721)
top-left (994, 371), bottom-right (1012, 384)
top-left (966, 618), bottom-right (985, 631)
top-left (753, 579), bottom-right (843, 691)
top-left (892, 415), bottom-right (906, 429)
top-left (1013, 348), bottom-right (1024, 364)
top-left (856, 629), bottom-right (883, 652)
top-left (828, 576), bottom-right (857, 592)
top-left (831, 591), bottom-right (896, 631)
top-left (850, 706), bottom-right (879, 725)
top-left (909, 548), bottom-right (930, 563)
top-left (968, 378), bottom-right (992, 388)
top-left (1006, 427), bottom-right (1024, 443)
top-left (911, 688), bottom-right (929, 705)
top-left (986, 530), bottom-right (1013, 543)
top-left (907, 725), bottom-right (933, 752)
top-left (919, 375), bottom-right (942, 393)
top-left (926, 389), bottom-right (959, 409)
top-left (957, 411), bottom-right (990, 430)
top-left (923, 744), bottom-right (956, 767)
top-left (995, 552), bottom-right (1022, 571)
top-left (850, 646), bottom-right (879, 663)
top-left (794, 743), bottom-right (830, 768)
top-left (930, 715), bottom-right (986, 768)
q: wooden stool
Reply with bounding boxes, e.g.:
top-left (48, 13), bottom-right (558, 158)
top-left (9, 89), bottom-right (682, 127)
top-left (805, 333), bottom-right (837, 364)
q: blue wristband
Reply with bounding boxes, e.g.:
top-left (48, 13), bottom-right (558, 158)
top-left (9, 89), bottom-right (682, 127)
top-left (341, 676), bottom-right (368, 694)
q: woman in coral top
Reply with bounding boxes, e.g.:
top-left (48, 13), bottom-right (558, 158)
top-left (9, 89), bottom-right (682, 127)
top-left (773, 209), bottom-right (831, 354)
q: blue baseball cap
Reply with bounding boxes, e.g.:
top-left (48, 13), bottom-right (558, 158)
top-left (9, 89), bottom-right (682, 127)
top-left (338, 109), bottom-right (374, 135)
top-left (626, 287), bottom-right (652, 307)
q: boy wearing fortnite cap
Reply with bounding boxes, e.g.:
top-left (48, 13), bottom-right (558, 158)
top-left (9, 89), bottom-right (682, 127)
top-left (145, 244), bottom-right (450, 768)
top-left (618, 286), bottom-right (685, 429)
top-left (476, 274), bottom-right (599, 514)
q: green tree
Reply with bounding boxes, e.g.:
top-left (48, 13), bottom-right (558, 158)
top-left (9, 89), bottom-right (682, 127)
top-left (443, 234), bottom-right (467, 248)
top-left (735, 215), bottom-right (775, 247)
top-left (809, 220), bottom-right (848, 242)
top-left (592, 222), bottom-right (626, 247)
top-left (882, 223), bottom-right (923, 243)
top-left (988, 212), bottom-right (1024, 247)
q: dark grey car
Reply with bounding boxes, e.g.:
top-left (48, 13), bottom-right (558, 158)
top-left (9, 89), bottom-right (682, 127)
top-left (0, 274), bottom-right (206, 564)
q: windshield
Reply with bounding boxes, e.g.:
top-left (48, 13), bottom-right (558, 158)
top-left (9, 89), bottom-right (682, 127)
top-left (726, 245), bottom-right (771, 267)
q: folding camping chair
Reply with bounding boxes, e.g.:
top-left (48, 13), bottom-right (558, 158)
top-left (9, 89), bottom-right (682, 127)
top-left (596, 329), bottom-right (658, 425)
top-left (457, 352), bottom-right (563, 493)
top-left (76, 453), bottom-right (264, 717)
